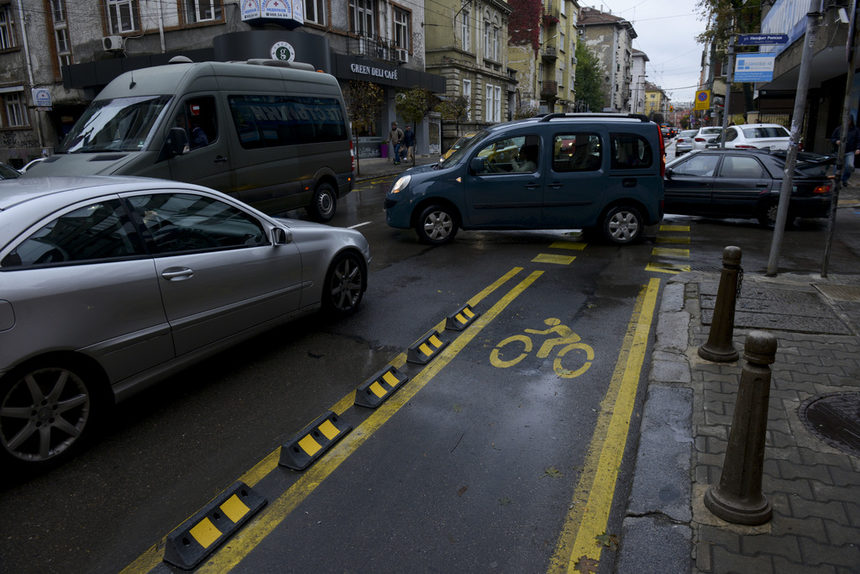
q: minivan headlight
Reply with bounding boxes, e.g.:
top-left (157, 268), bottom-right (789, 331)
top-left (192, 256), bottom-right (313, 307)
top-left (391, 175), bottom-right (411, 194)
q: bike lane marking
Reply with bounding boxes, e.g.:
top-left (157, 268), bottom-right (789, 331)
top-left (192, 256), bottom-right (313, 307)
top-left (120, 266), bottom-right (529, 574)
top-left (548, 276), bottom-right (661, 573)
top-left (195, 269), bottom-right (544, 573)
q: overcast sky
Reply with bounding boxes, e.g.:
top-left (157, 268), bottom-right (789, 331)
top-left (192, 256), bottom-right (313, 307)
top-left (585, 1), bottom-right (709, 103)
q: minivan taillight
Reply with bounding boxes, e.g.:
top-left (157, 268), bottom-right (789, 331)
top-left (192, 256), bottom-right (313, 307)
top-left (350, 139), bottom-right (356, 174)
top-left (657, 125), bottom-right (666, 177)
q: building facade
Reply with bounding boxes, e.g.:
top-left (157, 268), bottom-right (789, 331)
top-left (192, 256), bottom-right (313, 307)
top-left (644, 81), bottom-right (668, 120)
top-left (630, 48), bottom-right (648, 114)
top-left (0, 0), bottom-right (445, 166)
top-left (578, 6), bottom-right (636, 113)
top-left (424, 0), bottom-right (514, 148)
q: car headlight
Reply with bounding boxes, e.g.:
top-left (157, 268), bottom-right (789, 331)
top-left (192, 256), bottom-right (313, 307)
top-left (391, 175), bottom-right (411, 194)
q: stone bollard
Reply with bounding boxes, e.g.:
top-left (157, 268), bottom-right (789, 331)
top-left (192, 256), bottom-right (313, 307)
top-left (699, 246), bottom-right (742, 362)
top-left (704, 331), bottom-right (777, 525)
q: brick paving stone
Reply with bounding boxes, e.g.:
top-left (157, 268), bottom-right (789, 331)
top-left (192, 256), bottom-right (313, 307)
top-left (823, 518), bottom-right (860, 546)
top-left (773, 516), bottom-right (828, 544)
top-left (777, 460), bottom-right (836, 484)
top-left (811, 483), bottom-right (860, 504)
top-left (827, 466), bottom-right (860, 488)
top-left (741, 533), bottom-right (802, 562)
top-left (772, 555), bottom-right (838, 574)
top-left (844, 502), bottom-right (859, 528)
top-left (797, 537), bottom-right (860, 567)
top-left (798, 449), bottom-right (856, 468)
top-left (764, 476), bottom-right (814, 499)
top-left (697, 525), bottom-right (742, 552)
top-left (710, 544), bottom-right (774, 573)
top-left (788, 497), bottom-right (849, 523)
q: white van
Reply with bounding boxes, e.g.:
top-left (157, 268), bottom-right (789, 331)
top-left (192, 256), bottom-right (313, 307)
top-left (26, 59), bottom-right (354, 221)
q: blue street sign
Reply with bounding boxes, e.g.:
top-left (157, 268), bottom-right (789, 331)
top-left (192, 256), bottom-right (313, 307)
top-left (734, 53), bottom-right (776, 82)
top-left (736, 34), bottom-right (789, 46)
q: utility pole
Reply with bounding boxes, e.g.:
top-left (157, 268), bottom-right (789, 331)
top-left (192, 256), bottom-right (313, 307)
top-left (721, 36), bottom-right (735, 148)
top-left (766, 0), bottom-right (823, 277)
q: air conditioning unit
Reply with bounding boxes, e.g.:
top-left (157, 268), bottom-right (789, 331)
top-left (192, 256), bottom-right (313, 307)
top-left (103, 35), bottom-right (123, 52)
top-left (397, 49), bottom-right (409, 63)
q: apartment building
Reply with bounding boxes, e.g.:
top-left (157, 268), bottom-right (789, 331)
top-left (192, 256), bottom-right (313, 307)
top-left (0, 0), bottom-right (445, 166)
top-left (578, 6), bottom-right (636, 113)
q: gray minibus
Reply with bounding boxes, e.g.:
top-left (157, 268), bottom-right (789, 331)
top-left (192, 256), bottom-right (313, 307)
top-left (25, 58), bottom-right (354, 221)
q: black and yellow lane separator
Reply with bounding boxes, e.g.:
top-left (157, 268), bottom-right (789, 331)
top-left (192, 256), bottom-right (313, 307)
top-left (162, 482), bottom-right (267, 570)
top-left (407, 328), bottom-right (449, 364)
top-left (646, 224), bottom-right (691, 274)
top-left (354, 365), bottom-right (410, 409)
top-left (278, 411), bottom-right (352, 471)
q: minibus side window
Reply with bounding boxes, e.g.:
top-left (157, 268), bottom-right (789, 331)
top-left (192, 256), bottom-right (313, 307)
top-left (227, 95), bottom-right (347, 149)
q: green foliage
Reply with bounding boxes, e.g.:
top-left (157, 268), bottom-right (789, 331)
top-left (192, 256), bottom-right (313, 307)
top-left (573, 42), bottom-right (605, 111)
top-left (508, 0), bottom-right (543, 51)
top-left (514, 102), bottom-right (540, 119)
top-left (396, 87), bottom-right (437, 128)
top-left (436, 96), bottom-right (469, 123)
top-left (696, 0), bottom-right (761, 45)
top-left (346, 80), bottom-right (384, 137)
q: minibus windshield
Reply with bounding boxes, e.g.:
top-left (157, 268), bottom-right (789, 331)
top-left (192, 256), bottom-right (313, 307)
top-left (60, 95), bottom-right (172, 153)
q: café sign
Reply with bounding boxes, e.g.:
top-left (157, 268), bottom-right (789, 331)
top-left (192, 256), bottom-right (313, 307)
top-left (350, 63), bottom-right (399, 81)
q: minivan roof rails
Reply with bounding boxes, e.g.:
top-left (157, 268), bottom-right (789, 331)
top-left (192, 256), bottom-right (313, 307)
top-left (246, 59), bottom-right (316, 71)
top-left (538, 112), bottom-right (650, 122)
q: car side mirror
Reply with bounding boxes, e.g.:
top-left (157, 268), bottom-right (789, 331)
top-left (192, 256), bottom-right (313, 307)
top-left (272, 227), bottom-right (292, 245)
top-left (470, 157), bottom-right (487, 173)
top-left (158, 127), bottom-right (189, 161)
top-left (665, 167), bottom-right (674, 179)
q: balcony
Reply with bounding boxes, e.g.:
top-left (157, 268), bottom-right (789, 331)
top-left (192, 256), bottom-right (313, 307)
top-left (347, 35), bottom-right (399, 64)
top-left (541, 45), bottom-right (558, 60)
top-left (540, 81), bottom-right (558, 97)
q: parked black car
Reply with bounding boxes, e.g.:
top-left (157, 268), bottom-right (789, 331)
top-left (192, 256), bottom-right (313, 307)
top-left (663, 149), bottom-right (834, 227)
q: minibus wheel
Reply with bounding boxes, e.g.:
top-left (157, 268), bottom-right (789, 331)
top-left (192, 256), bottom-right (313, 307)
top-left (309, 183), bottom-right (337, 222)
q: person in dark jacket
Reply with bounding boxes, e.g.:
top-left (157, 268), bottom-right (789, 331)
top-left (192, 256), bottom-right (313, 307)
top-left (831, 116), bottom-right (860, 186)
top-left (402, 125), bottom-right (416, 162)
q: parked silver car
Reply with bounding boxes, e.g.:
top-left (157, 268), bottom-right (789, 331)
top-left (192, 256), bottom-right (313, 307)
top-left (674, 129), bottom-right (699, 157)
top-left (692, 127), bottom-right (724, 151)
top-left (0, 177), bottom-right (370, 470)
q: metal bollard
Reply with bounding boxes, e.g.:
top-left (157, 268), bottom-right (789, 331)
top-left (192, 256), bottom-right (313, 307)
top-left (704, 331), bottom-right (777, 525)
top-left (699, 246), bottom-right (742, 362)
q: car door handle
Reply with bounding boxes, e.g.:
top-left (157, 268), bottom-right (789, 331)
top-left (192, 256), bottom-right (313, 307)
top-left (756, 183), bottom-right (769, 188)
top-left (161, 267), bottom-right (194, 281)
top-left (525, 183), bottom-right (540, 190)
top-left (549, 181), bottom-right (563, 189)
top-left (214, 155), bottom-right (228, 164)
top-left (622, 178), bottom-right (637, 188)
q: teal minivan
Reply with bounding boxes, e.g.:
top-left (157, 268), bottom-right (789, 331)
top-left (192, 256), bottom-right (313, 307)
top-left (384, 113), bottom-right (665, 244)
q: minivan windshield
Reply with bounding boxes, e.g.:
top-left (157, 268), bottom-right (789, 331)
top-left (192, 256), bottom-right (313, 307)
top-left (59, 95), bottom-right (172, 153)
top-left (443, 129), bottom-right (490, 165)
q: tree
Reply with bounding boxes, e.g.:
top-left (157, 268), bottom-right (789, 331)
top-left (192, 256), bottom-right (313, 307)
top-left (396, 87), bottom-right (437, 165)
top-left (436, 96), bottom-right (469, 139)
top-left (573, 42), bottom-right (604, 112)
top-left (345, 80), bottom-right (384, 175)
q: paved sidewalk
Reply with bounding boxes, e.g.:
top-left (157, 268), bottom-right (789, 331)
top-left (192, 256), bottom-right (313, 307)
top-left (621, 188), bottom-right (860, 572)
top-left (354, 154), bottom-right (438, 182)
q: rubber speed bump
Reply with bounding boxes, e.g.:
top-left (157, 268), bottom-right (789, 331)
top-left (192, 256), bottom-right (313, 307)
top-left (407, 328), bottom-right (448, 364)
top-left (279, 411), bottom-right (351, 470)
top-left (163, 482), bottom-right (266, 570)
top-left (354, 365), bottom-right (409, 408)
top-left (445, 304), bottom-right (480, 331)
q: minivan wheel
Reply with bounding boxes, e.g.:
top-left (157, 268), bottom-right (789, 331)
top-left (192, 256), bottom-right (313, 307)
top-left (416, 204), bottom-right (458, 245)
top-left (0, 361), bottom-right (97, 469)
top-left (309, 183), bottom-right (337, 222)
top-left (323, 251), bottom-right (365, 315)
top-left (602, 205), bottom-right (643, 244)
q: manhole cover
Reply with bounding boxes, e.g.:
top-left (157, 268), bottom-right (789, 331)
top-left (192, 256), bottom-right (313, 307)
top-left (799, 392), bottom-right (860, 457)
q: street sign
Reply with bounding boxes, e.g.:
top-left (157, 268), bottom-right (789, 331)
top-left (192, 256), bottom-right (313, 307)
top-left (734, 53), bottom-right (776, 82)
top-left (736, 34), bottom-right (788, 46)
top-left (694, 90), bottom-right (710, 111)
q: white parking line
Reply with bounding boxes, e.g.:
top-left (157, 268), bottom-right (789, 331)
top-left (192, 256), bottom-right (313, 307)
top-left (349, 221), bottom-right (372, 229)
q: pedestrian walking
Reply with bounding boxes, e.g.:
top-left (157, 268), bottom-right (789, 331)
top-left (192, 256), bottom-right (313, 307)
top-left (830, 116), bottom-right (860, 187)
top-left (403, 125), bottom-right (416, 163)
top-left (389, 122), bottom-right (404, 165)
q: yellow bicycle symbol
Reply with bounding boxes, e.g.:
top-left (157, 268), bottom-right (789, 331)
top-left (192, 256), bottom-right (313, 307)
top-left (489, 318), bottom-right (594, 378)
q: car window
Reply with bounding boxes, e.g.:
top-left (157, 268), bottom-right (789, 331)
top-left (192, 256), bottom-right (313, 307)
top-left (672, 154), bottom-right (720, 177)
top-left (127, 193), bottom-right (268, 255)
top-left (719, 156), bottom-right (765, 179)
top-left (701, 127), bottom-right (722, 135)
top-left (743, 126), bottom-right (789, 139)
top-left (553, 133), bottom-right (601, 172)
top-left (1, 199), bottom-right (142, 268)
top-left (610, 133), bottom-right (652, 170)
top-left (173, 96), bottom-right (218, 150)
top-left (725, 128), bottom-right (739, 142)
top-left (473, 135), bottom-right (539, 174)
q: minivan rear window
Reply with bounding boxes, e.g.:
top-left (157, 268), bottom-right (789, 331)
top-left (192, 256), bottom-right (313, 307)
top-left (228, 95), bottom-right (348, 149)
top-left (610, 133), bottom-right (653, 169)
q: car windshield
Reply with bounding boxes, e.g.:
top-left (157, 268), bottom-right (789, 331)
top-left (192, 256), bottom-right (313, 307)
top-left (700, 127), bottom-right (722, 135)
top-left (742, 126), bottom-right (789, 139)
top-left (444, 129), bottom-right (491, 164)
top-left (0, 163), bottom-right (20, 179)
top-left (59, 95), bottom-right (172, 153)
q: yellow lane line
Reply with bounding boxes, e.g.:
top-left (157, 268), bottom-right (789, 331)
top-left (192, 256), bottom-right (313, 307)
top-left (646, 262), bottom-right (691, 275)
top-left (548, 277), bottom-right (661, 573)
top-left (549, 241), bottom-right (588, 251)
top-left (533, 253), bottom-right (577, 265)
top-left (121, 267), bottom-right (527, 574)
top-left (656, 236), bottom-right (690, 245)
top-left (659, 224), bottom-right (690, 232)
top-left (651, 247), bottom-right (690, 258)
top-left (198, 270), bottom-right (545, 572)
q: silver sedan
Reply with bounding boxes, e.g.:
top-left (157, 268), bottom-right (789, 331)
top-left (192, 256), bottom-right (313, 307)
top-left (0, 177), bottom-right (370, 470)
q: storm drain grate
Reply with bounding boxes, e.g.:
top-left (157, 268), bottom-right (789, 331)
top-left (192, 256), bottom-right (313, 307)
top-left (814, 284), bottom-right (860, 303)
top-left (798, 392), bottom-right (860, 457)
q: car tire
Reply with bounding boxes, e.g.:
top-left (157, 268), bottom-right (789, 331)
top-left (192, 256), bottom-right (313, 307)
top-left (415, 204), bottom-right (458, 245)
top-left (757, 200), bottom-right (793, 229)
top-left (0, 360), bottom-right (101, 471)
top-left (601, 205), bottom-right (643, 245)
top-left (322, 251), bottom-right (365, 315)
top-left (308, 183), bottom-right (337, 222)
